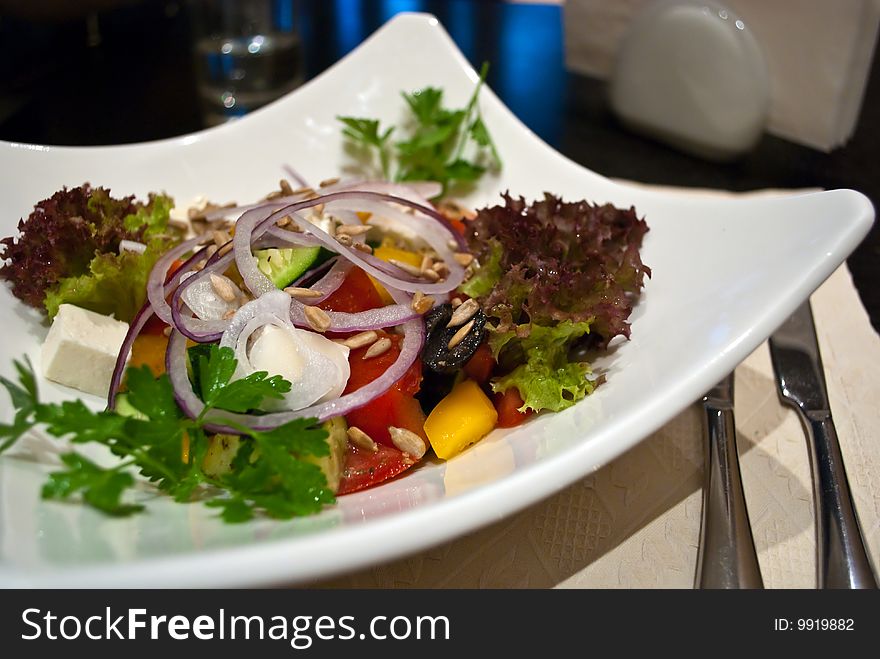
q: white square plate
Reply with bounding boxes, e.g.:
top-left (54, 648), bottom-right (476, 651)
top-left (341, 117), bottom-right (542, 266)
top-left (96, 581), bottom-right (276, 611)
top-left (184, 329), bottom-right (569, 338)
top-left (0, 14), bottom-right (873, 587)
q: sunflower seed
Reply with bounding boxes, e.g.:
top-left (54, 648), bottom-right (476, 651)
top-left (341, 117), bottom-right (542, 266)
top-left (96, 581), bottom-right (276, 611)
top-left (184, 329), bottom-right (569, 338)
top-left (276, 215), bottom-right (291, 228)
top-left (162, 326), bottom-right (173, 337)
top-left (217, 241), bottom-right (233, 257)
top-left (168, 218), bottom-right (191, 233)
top-left (447, 239), bottom-right (459, 251)
top-left (304, 305), bottom-right (331, 332)
top-left (291, 186), bottom-right (314, 197)
top-left (212, 229), bottom-right (232, 248)
top-left (421, 268), bottom-right (440, 282)
top-left (336, 233), bottom-right (353, 247)
top-left (447, 299), bottom-right (479, 328)
top-left (388, 426), bottom-right (426, 459)
top-left (411, 291), bottom-right (434, 314)
top-left (389, 259), bottom-right (423, 277)
top-left (279, 179), bottom-right (294, 196)
top-left (264, 190), bottom-right (283, 200)
top-left (431, 260), bottom-right (450, 278)
top-left (447, 319), bottom-right (475, 349)
top-left (284, 286), bottom-right (323, 300)
top-left (342, 330), bottom-right (378, 349)
top-left (222, 309), bottom-right (236, 320)
top-left (313, 203), bottom-right (325, 217)
top-left (420, 254), bottom-right (433, 273)
top-left (453, 252), bottom-right (474, 266)
top-left (210, 274), bottom-right (237, 302)
top-left (336, 224), bottom-right (371, 237)
top-left (353, 243), bottom-right (373, 254)
top-left (363, 337), bottom-right (392, 359)
top-left (320, 177), bottom-right (341, 188)
top-left (451, 297), bottom-right (463, 309)
top-left (347, 426), bottom-right (378, 452)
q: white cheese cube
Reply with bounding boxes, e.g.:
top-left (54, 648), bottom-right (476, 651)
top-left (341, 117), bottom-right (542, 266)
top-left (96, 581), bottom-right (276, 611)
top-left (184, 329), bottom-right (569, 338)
top-left (40, 304), bottom-right (130, 397)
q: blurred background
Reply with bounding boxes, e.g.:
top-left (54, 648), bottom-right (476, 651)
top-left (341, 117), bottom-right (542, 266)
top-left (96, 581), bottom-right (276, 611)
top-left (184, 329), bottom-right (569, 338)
top-left (0, 0), bottom-right (877, 330)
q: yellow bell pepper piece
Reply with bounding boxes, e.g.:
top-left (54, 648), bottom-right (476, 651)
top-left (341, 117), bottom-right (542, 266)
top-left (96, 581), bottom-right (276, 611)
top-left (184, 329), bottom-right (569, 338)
top-left (371, 244), bottom-right (423, 304)
top-left (129, 334), bottom-right (169, 376)
top-left (424, 379), bottom-right (498, 460)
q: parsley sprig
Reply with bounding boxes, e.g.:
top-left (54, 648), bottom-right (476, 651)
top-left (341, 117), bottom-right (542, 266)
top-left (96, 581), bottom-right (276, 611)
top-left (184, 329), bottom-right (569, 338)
top-left (337, 62), bottom-right (501, 194)
top-left (0, 346), bottom-right (334, 523)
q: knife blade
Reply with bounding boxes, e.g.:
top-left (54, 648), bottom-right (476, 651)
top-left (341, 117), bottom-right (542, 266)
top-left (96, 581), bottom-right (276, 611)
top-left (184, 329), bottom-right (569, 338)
top-left (695, 372), bottom-right (763, 589)
top-left (768, 300), bottom-right (877, 588)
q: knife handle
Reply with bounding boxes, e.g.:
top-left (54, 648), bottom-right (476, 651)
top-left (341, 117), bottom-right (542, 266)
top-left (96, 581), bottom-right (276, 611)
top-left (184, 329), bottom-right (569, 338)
top-left (696, 404), bottom-right (764, 589)
top-left (804, 412), bottom-right (877, 589)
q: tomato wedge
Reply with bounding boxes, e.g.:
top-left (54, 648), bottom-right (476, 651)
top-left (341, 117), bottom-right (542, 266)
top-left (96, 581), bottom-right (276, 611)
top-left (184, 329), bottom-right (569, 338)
top-left (494, 388), bottom-right (533, 428)
top-left (343, 332), bottom-right (427, 447)
top-left (463, 341), bottom-right (495, 384)
top-left (337, 443), bottom-right (415, 495)
top-left (318, 266), bottom-right (384, 314)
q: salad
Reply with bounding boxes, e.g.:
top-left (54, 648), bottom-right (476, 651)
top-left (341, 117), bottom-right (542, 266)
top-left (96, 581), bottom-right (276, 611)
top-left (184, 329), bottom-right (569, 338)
top-left (0, 80), bottom-right (650, 522)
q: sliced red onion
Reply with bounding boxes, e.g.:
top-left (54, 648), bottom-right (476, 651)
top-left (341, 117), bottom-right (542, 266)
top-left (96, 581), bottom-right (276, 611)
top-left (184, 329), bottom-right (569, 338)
top-left (232, 191), bottom-right (467, 298)
top-left (218, 291), bottom-right (351, 411)
top-left (166, 302), bottom-right (425, 433)
top-left (282, 163), bottom-right (309, 188)
top-left (107, 301), bottom-right (153, 410)
top-left (326, 197), bottom-right (467, 274)
top-left (296, 257), bottom-right (352, 304)
top-left (260, 225), bottom-right (324, 248)
top-left (180, 271), bottom-right (245, 321)
top-left (146, 235), bottom-right (210, 325)
top-left (258, 211), bottom-right (459, 295)
top-left (289, 297), bottom-right (419, 332)
top-left (168, 250), bottom-right (236, 342)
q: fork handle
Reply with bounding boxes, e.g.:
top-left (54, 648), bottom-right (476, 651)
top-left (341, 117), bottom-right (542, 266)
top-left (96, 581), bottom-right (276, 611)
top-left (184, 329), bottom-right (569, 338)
top-left (803, 412), bottom-right (877, 589)
top-left (696, 405), bottom-right (764, 588)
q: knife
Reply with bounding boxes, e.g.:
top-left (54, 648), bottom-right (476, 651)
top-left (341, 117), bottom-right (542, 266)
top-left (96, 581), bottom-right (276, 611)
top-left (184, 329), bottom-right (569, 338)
top-left (768, 300), bottom-right (877, 588)
top-left (695, 372), bottom-right (764, 588)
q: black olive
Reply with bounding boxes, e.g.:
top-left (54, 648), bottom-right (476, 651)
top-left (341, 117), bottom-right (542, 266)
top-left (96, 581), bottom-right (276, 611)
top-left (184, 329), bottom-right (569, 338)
top-left (415, 370), bottom-right (459, 414)
top-left (422, 302), bottom-right (487, 374)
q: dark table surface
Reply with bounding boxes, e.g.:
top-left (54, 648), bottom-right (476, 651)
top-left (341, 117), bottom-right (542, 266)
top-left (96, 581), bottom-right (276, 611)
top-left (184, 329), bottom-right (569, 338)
top-left (1, 0), bottom-right (877, 332)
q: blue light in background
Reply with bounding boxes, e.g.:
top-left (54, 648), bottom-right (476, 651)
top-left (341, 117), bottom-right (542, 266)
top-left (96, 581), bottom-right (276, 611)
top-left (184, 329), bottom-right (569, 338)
top-left (334, 0), bottom-right (365, 55)
top-left (446, 0), bottom-right (476, 62)
top-left (379, 0), bottom-right (426, 23)
top-left (273, 0), bottom-right (294, 31)
top-left (498, 5), bottom-right (564, 145)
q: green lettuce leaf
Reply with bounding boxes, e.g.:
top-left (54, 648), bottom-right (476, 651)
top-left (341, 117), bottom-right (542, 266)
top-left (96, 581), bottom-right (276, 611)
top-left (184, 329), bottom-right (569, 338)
top-left (491, 320), bottom-right (596, 413)
top-left (122, 193), bottom-right (175, 238)
top-left (44, 238), bottom-right (175, 322)
top-left (458, 238), bottom-right (503, 299)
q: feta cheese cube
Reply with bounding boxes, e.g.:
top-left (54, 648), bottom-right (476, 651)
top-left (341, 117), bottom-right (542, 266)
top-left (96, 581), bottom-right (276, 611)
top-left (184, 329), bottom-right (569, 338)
top-left (40, 304), bottom-right (130, 397)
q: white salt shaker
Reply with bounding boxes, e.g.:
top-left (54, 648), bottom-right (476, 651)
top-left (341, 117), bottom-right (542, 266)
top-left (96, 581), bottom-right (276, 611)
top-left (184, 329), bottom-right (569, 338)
top-left (609, 0), bottom-right (770, 160)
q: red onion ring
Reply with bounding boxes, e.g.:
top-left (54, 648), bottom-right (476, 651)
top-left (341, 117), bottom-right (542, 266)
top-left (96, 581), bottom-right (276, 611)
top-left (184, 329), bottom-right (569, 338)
top-left (106, 301), bottom-right (154, 410)
top-left (165, 298), bottom-right (425, 433)
top-left (146, 235), bottom-right (210, 325)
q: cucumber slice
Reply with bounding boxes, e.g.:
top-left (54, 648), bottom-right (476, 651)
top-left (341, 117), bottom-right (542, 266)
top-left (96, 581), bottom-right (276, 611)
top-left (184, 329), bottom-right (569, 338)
top-left (201, 418), bottom-right (349, 493)
top-left (113, 393), bottom-right (148, 420)
top-left (304, 416), bottom-right (348, 494)
top-left (255, 246), bottom-right (322, 289)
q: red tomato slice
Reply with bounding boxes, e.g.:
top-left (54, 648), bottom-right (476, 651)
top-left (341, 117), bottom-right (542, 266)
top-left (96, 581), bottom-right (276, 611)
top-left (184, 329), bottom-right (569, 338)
top-left (343, 332), bottom-right (427, 447)
top-left (463, 341), bottom-right (495, 384)
top-left (318, 267), bottom-right (384, 313)
top-left (337, 443), bottom-right (416, 495)
top-left (448, 217), bottom-right (467, 236)
top-left (494, 388), bottom-right (533, 428)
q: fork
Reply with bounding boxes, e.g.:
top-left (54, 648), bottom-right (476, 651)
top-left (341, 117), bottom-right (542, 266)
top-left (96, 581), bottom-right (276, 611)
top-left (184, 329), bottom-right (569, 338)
top-left (695, 372), bottom-right (764, 588)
